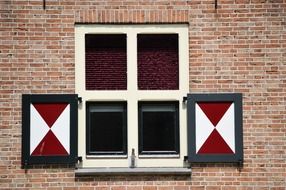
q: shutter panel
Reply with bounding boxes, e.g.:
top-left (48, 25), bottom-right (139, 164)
top-left (187, 93), bottom-right (243, 163)
top-left (22, 94), bottom-right (78, 166)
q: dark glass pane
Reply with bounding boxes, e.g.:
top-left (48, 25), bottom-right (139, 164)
top-left (85, 34), bottom-right (127, 90)
top-left (87, 103), bottom-right (127, 155)
top-left (137, 34), bottom-right (179, 90)
top-left (90, 112), bottom-right (124, 152)
top-left (139, 102), bottom-right (179, 154)
top-left (142, 112), bottom-right (176, 151)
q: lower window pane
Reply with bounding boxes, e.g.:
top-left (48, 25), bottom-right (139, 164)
top-left (139, 102), bottom-right (179, 155)
top-left (86, 102), bottom-right (127, 155)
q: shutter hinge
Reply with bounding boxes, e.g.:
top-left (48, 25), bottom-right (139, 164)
top-left (183, 156), bottom-right (191, 169)
top-left (77, 156), bottom-right (82, 162)
top-left (237, 159), bottom-right (243, 172)
top-left (78, 97), bottom-right (82, 104)
top-left (75, 156), bottom-right (83, 169)
top-left (183, 96), bottom-right (187, 103)
top-left (23, 160), bottom-right (29, 172)
top-left (184, 156), bottom-right (188, 162)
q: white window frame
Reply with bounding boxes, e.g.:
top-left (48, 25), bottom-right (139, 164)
top-left (75, 24), bottom-right (189, 168)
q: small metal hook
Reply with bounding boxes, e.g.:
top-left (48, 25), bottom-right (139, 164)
top-left (215, 0), bottom-right (218, 9)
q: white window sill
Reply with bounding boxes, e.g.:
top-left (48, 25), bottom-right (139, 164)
top-left (75, 167), bottom-right (191, 176)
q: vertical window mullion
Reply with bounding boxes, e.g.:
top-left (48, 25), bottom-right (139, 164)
top-left (127, 32), bottom-right (139, 156)
top-left (127, 32), bottom-right (138, 91)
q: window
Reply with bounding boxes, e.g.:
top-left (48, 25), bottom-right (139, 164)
top-left (139, 102), bottom-right (179, 155)
top-left (75, 25), bottom-right (189, 168)
top-left (85, 34), bottom-right (127, 90)
top-left (137, 34), bottom-right (179, 90)
top-left (86, 102), bottom-right (127, 155)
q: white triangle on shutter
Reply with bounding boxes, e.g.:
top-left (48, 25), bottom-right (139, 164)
top-left (216, 103), bottom-right (235, 153)
top-left (195, 103), bottom-right (215, 153)
top-left (30, 104), bottom-right (50, 155)
top-left (51, 104), bottom-right (70, 154)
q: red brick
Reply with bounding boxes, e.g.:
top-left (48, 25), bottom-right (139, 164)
top-left (127, 187), bottom-right (142, 190)
top-left (111, 187), bottom-right (126, 190)
top-left (143, 187), bottom-right (157, 190)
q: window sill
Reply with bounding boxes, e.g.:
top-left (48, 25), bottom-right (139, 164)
top-left (139, 154), bottom-right (180, 158)
top-left (75, 167), bottom-right (191, 176)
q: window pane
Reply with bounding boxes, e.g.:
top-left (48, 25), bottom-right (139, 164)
top-left (139, 102), bottom-right (179, 154)
top-left (86, 102), bottom-right (127, 155)
top-left (138, 34), bottom-right (179, 90)
top-left (85, 34), bottom-right (127, 90)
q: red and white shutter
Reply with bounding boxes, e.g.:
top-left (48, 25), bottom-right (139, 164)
top-left (22, 94), bottom-right (78, 166)
top-left (30, 103), bottom-right (70, 156)
top-left (187, 93), bottom-right (243, 163)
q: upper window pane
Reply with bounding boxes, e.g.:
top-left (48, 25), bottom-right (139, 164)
top-left (137, 34), bottom-right (179, 90)
top-left (85, 34), bottom-right (127, 90)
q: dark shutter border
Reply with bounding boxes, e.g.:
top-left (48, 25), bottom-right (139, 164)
top-left (187, 93), bottom-right (243, 163)
top-left (22, 94), bottom-right (78, 167)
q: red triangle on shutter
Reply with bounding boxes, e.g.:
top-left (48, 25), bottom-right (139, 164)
top-left (198, 102), bottom-right (232, 126)
top-left (198, 129), bottom-right (234, 154)
top-left (33, 103), bottom-right (68, 128)
top-left (31, 130), bottom-right (68, 156)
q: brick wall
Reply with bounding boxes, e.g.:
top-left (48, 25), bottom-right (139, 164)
top-left (138, 34), bottom-right (179, 90)
top-left (0, 0), bottom-right (285, 189)
top-left (85, 34), bottom-right (127, 90)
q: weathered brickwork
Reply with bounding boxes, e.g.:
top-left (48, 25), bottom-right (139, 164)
top-left (138, 34), bottom-right (179, 90)
top-left (85, 34), bottom-right (127, 90)
top-left (0, 0), bottom-right (285, 189)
